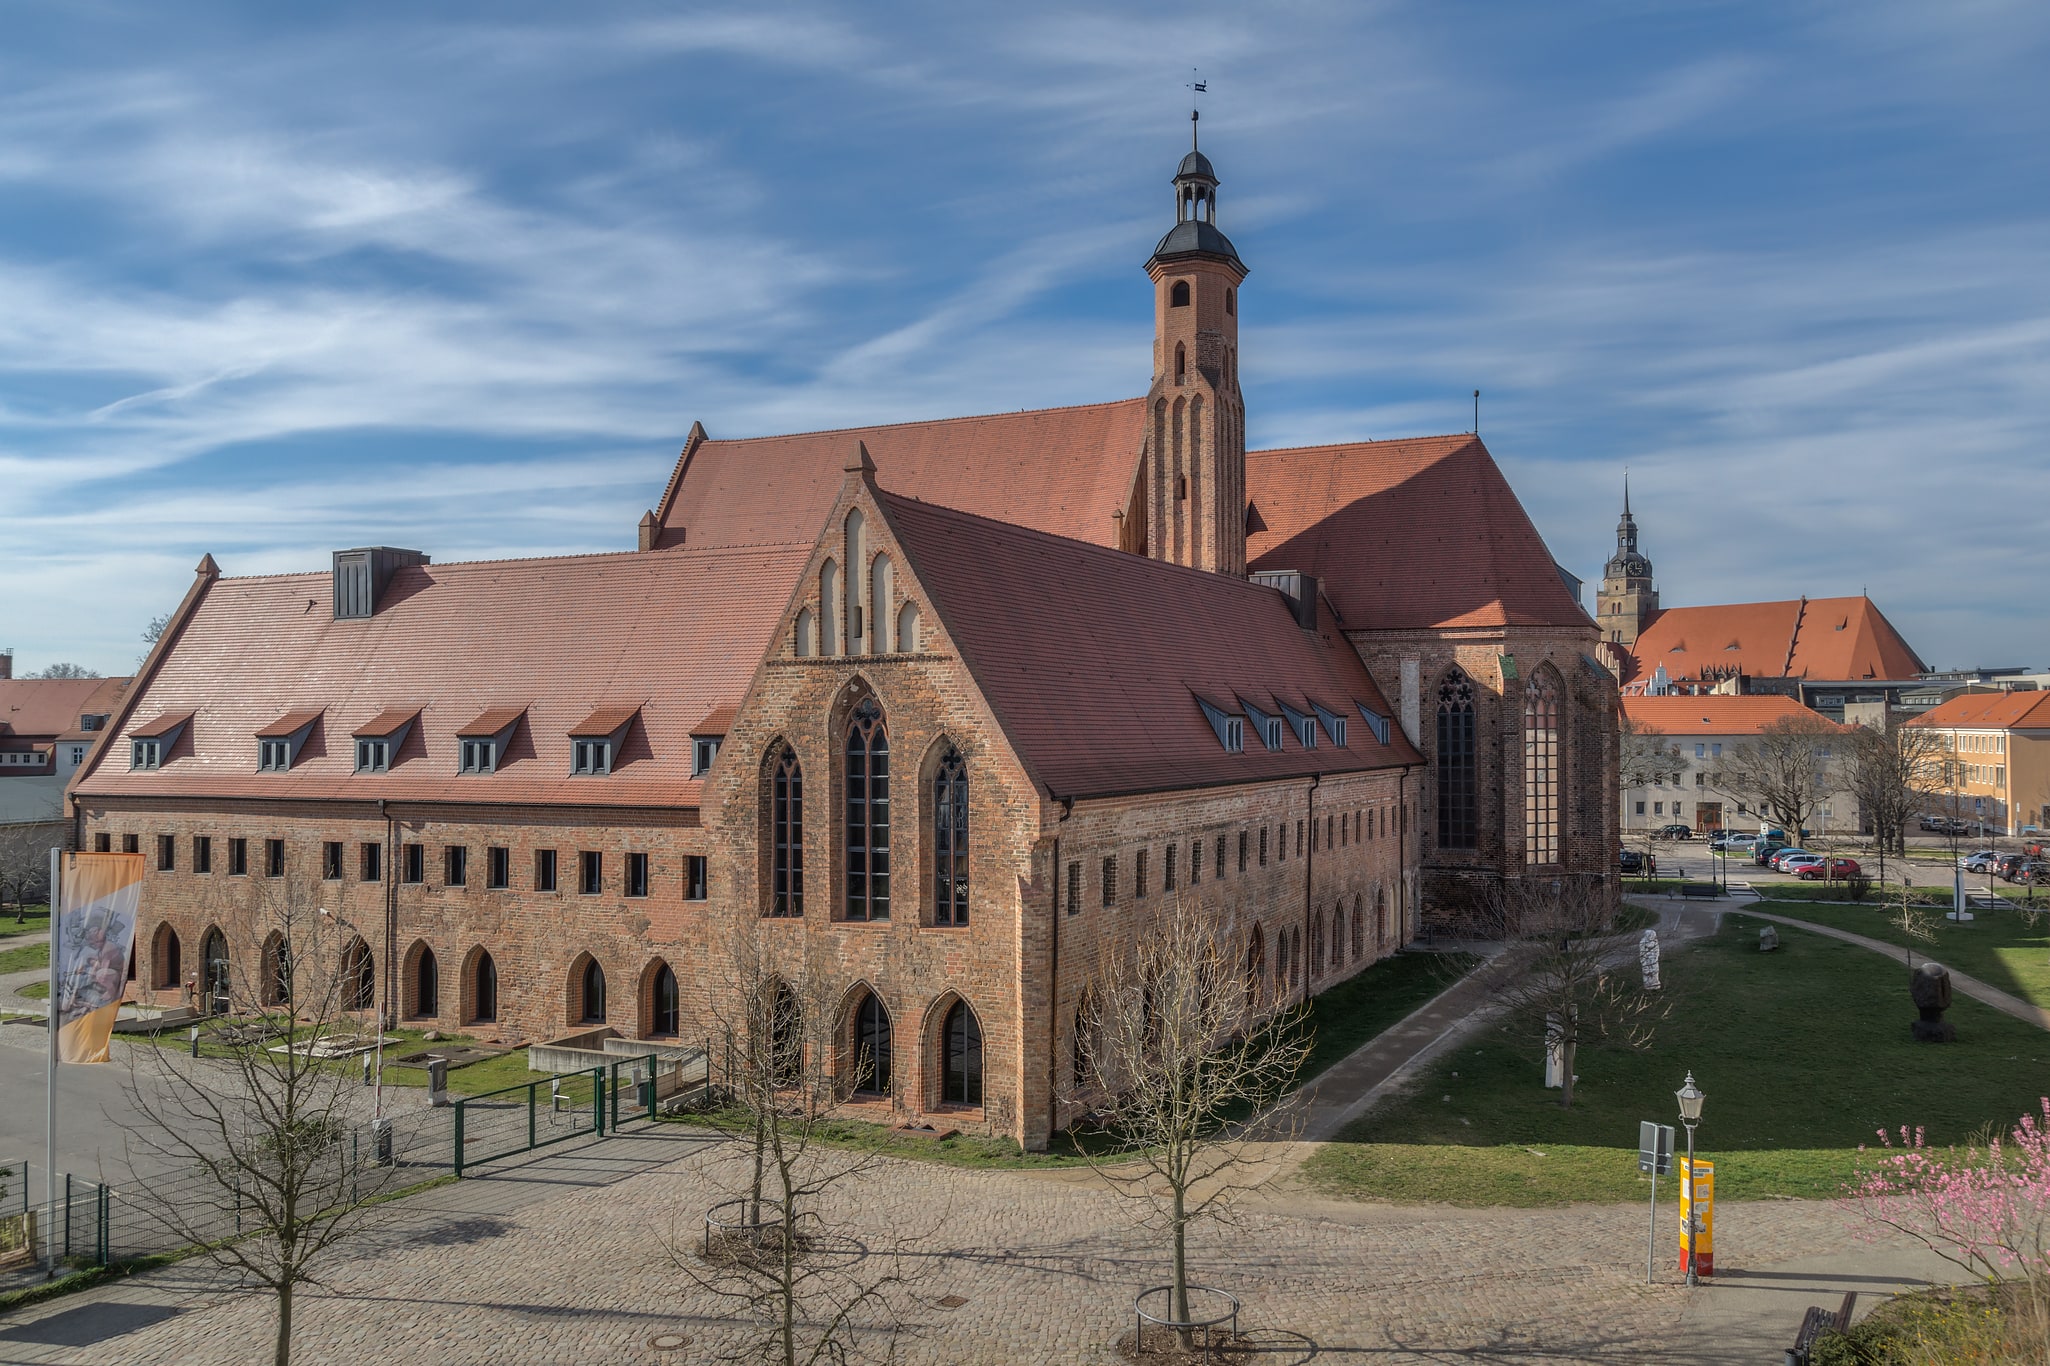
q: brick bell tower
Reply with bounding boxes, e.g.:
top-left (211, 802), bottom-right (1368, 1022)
top-left (1596, 472), bottom-right (1659, 645)
top-left (1137, 111), bottom-right (1249, 575)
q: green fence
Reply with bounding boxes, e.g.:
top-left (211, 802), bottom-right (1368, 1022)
top-left (453, 1067), bottom-right (606, 1176)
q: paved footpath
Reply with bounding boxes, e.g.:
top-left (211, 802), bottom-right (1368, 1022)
top-left (1744, 909), bottom-right (2050, 1032)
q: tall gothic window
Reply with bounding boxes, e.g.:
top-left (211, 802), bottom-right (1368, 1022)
top-left (342, 937), bottom-right (375, 1012)
top-left (771, 746), bottom-right (804, 917)
top-left (942, 999), bottom-right (983, 1106)
top-left (853, 991), bottom-right (892, 1095)
top-left (1524, 670), bottom-right (1561, 866)
top-left (649, 962), bottom-right (679, 1036)
top-left (845, 697), bottom-right (891, 920)
top-left (1435, 669), bottom-right (1478, 851)
top-left (932, 744), bottom-right (968, 925)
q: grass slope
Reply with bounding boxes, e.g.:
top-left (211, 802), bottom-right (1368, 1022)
top-left (1754, 899), bottom-right (2050, 1012)
top-left (1305, 913), bottom-right (2050, 1206)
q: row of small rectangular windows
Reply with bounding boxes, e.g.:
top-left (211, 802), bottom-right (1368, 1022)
top-left (100, 831), bottom-right (707, 900)
top-left (1194, 697), bottom-right (1396, 755)
top-left (1062, 805), bottom-right (1397, 914)
top-left (144, 733), bottom-right (722, 777)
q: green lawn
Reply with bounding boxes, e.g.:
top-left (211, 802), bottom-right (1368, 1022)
top-left (117, 1023), bottom-right (547, 1097)
top-left (1303, 914), bottom-right (2050, 1206)
top-left (0, 941), bottom-right (49, 974)
top-left (1753, 898), bottom-right (2050, 1012)
top-left (17, 981), bottom-right (47, 1000)
top-left (0, 905), bottom-right (49, 939)
top-left (1290, 948), bottom-right (1479, 1081)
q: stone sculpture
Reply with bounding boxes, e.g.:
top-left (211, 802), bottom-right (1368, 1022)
top-left (1639, 928), bottom-right (1662, 991)
top-left (1910, 961), bottom-right (1956, 1043)
top-left (1759, 925), bottom-right (1779, 952)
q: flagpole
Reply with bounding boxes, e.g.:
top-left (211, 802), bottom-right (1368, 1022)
top-left (44, 847), bottom-right (59, 1278)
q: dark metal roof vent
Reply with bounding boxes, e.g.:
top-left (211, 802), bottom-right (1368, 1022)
top-left (1251, 570), bottom-right (1319, 631)
top-left (333, 547), bottom-right (430, 620)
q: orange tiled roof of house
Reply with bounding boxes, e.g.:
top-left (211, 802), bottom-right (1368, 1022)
top-left (1908, 691), bottom-right (2050, 731)
top-left (1622, 693), bottom-right (1847, 736)
top-left (880, 489), bottom-right (1421, 800)
top-left (1626, 596), bottom-right (1924, 686)
top-left (72, 544), bottom-right (811, 809)
top-left (1, 676), bottom-right (129, 741)
top-left (1244, 435), bottom-right (1591, 632)
top-left (653, 399), bottom-right (1149, 553)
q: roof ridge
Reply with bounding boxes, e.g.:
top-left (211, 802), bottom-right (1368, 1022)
top-left (207, 541), bottom-right (814, 584)
top-left (701, 396), bottom-right (1146, 446)
top-left (1247, 433), bottom-right (1477, 459)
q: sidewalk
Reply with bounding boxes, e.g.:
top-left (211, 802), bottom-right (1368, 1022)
top-left (1747, 908), bottom-right (2050, 1032)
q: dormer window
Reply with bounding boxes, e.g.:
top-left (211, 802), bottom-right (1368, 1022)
top-left (1265, 718), bottom-right (1284, 750)
top-left (693, 737), bottom-right (720, 777)
top-left (1194, 695), bottom-right (1246, 753)
top-left (455, 707), bottom-right (523, 777)
top-left (1237, 697), bottom-right (1284, 752)
top-left (689, 704), bottom-right (735, 780)
top-left (259, 740), bottom-right (292, 771)
top-left (1278, 701), bottom-right (1317, 749)
top-left (350, 709), bottom-right (417, 775)
top-left (1312, 703), bottom-right (1347, 748)
top-left (255, 710), bottom-right (320, 774)
top-left (131, 739), bottom-right (162, 770)
top-left (569, 703), bottom-right (639, 778)
top-left (126, 711), bottom-right (192, 771)
top-left (1356, 705), bottom-right (1392, 746)
top-left (461, 739), bottom-right (497, 774)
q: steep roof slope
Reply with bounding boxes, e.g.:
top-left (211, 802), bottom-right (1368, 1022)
top-left (1629, 596), bottom-right (1925, 686)
top-left (72, 544), bottom-right (809, 808)
top-left (879, 490), bottom-right (1421, 801)
top-left (1244, 435), bottom-right (1590, 632)
top-left (0, 676), bottom-right (128, 740)
top-left (1909, 690), bottom-right (2050, 731)
top-left (654, 399), bottom-right (1147, 552)
top-left (1622, 693), bottom-right (1845, 736)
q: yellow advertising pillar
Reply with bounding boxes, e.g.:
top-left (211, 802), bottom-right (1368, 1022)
top-left (1679, 1157), bottom-right (1714, 1277)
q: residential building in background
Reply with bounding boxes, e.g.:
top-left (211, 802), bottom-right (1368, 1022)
top-left (1620, 693), bottom-right (1855, 836)
top-left (1908, 690), bottom-right (2050, 835)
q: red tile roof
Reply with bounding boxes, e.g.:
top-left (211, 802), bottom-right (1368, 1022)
top-left (653, 399), bottom-right (1147, 552)
top-left (1621, 694), bottom-right (1846, 736)
top-left (458, 707), bottom-right (526, 737)
top-left (879, 490), bottom-right (1421, 800)
top-left (0, 677), bottom-right (129, 741)
top-left (1243, 435), bottom-right (1591, 631)
top-left (691, 704), bottom-right (738, 737)
top-left (130, 710), bottom-right (194, 739)
top-left (255, 709), bottom-right (324, 738)
top-left (72, 544), bottom-right (811, 809)
top-left (1626, 596), bottom-right (1925, 686)
top-left (1908, 691), bottom-right (2050, 731)
top-left (353, 708), bottom-right (420, 738)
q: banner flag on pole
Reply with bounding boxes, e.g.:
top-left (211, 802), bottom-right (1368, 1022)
top-left (54, 852), bottom-right (145, 1064)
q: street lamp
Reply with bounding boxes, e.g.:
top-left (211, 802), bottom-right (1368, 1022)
top-left (1675, 1071), bottom-right (1706, 1287)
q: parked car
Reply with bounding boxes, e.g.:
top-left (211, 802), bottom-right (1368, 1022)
top-left (1655, 824), bottom-right (1693, 841)
top-left (1779, 853), bottom-right (1826, 875)
top-left (2013, 860), bottom-right (2050, 885)
top-left (1753, 840), bottom-right (1790, 866)
top-left (1768, 847), bottom-right (1814, 871)
top-left (1994, 854), bottom-right (2044, 883)
top-left (1797, 857), bottom-right (1862, 880)
top-left (1619, 849), bottom-right (1655, 875)
top-left (1960, 850), bottom-right (2002, 874)
top-left (1722, 832), bottom-right (1759, 851)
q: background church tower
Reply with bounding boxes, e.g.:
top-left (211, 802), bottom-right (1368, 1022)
top-left (1135, 113), bottom-right (1249, 575)
top-left (1596, 475), bottom-right (1659, 645)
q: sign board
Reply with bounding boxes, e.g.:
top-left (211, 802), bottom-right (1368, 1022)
top-left (1679, 1157), bottom-right (1714, 1277)
top-left (1637, 1121), bottom-right (1674, 1176)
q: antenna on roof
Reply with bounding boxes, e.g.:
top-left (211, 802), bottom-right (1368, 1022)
top-left (1473, 389), bottom-right (1480, 435)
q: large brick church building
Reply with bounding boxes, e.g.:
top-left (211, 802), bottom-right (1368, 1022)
top-left (68, 136), bottom-right (1616, 1147)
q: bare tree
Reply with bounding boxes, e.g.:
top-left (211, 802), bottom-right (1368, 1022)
top-left (119, 880), bottom-right (402, 1366)
top-left (1619, 715), bottom-right (1685, 882)
top-left (1735, 712), bottom-right (1843, 840)
top-left (681, 918), bottom-right (912, 1366)
top-left (0, 825), bottom-right (49, 921)
top-left (138, 612), bottom-right (171, 667)
top-left (1449, 879), bottom-right (1669, 1110)
top-left (1065, 899), bottom-right (1312, 1352)
top-left (1847, 718), bottom-right (1946, 885)
top-left (25, 662), bottom-right (100, 679)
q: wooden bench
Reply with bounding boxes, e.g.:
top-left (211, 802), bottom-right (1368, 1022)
top-left (1679, 883), bottom-right (1721, 900)
top-left (1785, 1291), bottom-right (1856, 1366)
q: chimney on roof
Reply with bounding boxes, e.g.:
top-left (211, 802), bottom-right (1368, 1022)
top-left (1251, 570), bottom-right (1319, 631)
top-left (333, 547), bottom-right (429, 621)
top-left (638, 511), bottom-right (658, 552)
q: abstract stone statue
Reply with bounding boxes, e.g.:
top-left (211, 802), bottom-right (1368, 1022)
top-left (1639, 928), bottom-right (1662, 991)
top-left (1759, 925), bottom-right (1780, 952)
top-left (1910, 961), bottom-right (1956, 1043)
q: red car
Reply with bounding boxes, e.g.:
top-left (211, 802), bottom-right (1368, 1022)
top-left (1796, 857), bottom-right (1861, 881)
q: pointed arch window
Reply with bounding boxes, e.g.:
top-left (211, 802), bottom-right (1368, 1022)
top-left (844, 510), bottom-right (867, 651)
top-left (869, 554), bottom-right (893, 652)
top-left (414, 945), bottom-right (439, 1017)
top-left (1436, 669), bottom-right (1479, 851)
top-left (1170, 279), bottom-right (1191, 307)
top-left (201, 927), bottom-right (230, 1007)
top-left (1524, 671), bottom-right (1562, 866)
top-left (932, 744), bottom-right (968, 925)
top-left (470, 949), bottom-right (498, 1024)
top-left (579, 956), bottom-right (607, 1023)
top-left (770, 746), bottom-right (804, 917)
top-left (768, 979), bottom-right (801, 1087)
top-left (895, 601), bottom-right (920, 653)
top-left (341, 937), bottom-right (374, 1012)
top-left (261, 934), bottom-right (290, 1007)
top-left (794, 607), bottom-right (814, 658)
top-left (844, 697), bottom-right (890, 921)
top-left (820, 561), bottom-right (840, 655)
top-left (852, 992), bottom-right (892, 1095)
top-left (942, 999), bottom-right (983, 1106)
top-left (1175, 341), bottom-right (1186, 382)
top-left (650, 962), bottom-right (679, 1036)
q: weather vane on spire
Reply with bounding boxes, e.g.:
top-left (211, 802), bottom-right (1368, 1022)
top-left (1187, 68), bottom-right (1207, 148)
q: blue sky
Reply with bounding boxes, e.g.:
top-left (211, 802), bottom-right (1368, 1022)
top-left (2, 1), bottom-right (2045, 677)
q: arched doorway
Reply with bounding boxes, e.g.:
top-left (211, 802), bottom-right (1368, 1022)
top-left (647, 962), bottom-right (679, 1036)
top-left (200, 927), bottom-right (229, 1009)
top-left (153, 924), bottom-right (181, 990)
top-left (852, 992), bottom-right (891, 1095)
top-left (578, 956), bottom-right (607, 1024)
top-left (341, 937), bottom-right (374, 1012)
top-left (941, 999), bottom-right (982, 1106)
top-left (469, 949), bottom-right (498, 1024)
top-left (413, 945), bottom-right (439, 1018)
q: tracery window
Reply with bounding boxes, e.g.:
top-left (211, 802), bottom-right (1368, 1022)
top-left (845, 697), bottom-right (890, 921)
top-left (1524, 671), bottom-right (1561, 866)
top-left (1436, 668), bottom-right (1479, 851)
top-left (770, 746), bottom-right (805, 917)
top-left (852, 992), bottom-right (892, 1095)
top-left (932, 744), bottom-right (968, 925)
top-left (942, 999), bottom-right (983, 1106)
